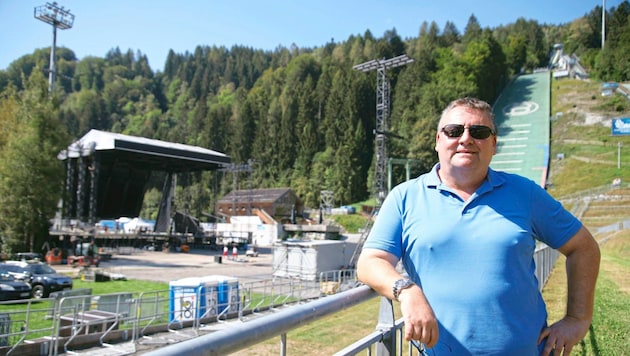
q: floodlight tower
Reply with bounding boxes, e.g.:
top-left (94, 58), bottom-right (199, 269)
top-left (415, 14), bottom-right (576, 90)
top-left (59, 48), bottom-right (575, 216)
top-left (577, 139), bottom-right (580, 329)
top-left (34, 2), bottom-right (75, 93)
top-left (602, 0), bottom-right (606, 49)
top-left (353, 54), bottom-right (413, 205)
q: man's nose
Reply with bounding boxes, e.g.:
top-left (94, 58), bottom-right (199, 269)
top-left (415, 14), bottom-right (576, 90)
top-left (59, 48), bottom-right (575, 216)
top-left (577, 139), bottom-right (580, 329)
top-left (458, 128), bottom-right (474, 142)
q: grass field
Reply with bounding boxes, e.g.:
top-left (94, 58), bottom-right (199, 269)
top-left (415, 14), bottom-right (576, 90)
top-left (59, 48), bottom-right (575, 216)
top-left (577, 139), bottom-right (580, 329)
top-left (543, 230), bottom-right (630, 356)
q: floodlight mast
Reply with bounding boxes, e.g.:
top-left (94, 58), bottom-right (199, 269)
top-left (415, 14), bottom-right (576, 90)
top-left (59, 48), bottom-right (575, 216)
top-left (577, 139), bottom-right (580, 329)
top-left (602, 0), bottom-right (606, 49)
top-left (34, 2), bottom-right (75, 93)
top-left (353, 54), bottom-right (414, 205)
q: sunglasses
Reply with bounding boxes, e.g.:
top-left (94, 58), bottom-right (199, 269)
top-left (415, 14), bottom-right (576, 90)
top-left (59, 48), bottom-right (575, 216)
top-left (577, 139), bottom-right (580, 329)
top-left (440, 124), bottom-right (495, 140)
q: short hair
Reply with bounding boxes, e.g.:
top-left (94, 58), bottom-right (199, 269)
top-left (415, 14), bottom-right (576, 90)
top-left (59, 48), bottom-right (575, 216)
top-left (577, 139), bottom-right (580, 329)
top-left (439, 97), bottom-right (498, 135)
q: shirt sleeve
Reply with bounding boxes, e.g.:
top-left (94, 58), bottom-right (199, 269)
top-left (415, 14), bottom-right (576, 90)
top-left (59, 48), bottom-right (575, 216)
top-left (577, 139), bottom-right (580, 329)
top-left (530, 185), bottom-right (582, 249)
top-left (362, 184), bottom-right (406, 259)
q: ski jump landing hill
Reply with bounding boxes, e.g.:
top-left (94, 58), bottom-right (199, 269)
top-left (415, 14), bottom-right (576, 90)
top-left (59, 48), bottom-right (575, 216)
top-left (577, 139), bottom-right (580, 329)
top-left (491, 71), bottom-right (552, 188)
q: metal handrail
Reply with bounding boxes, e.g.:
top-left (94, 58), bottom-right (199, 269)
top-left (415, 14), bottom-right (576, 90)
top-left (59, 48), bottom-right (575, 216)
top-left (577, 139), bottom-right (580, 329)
top-left (143, 285), bottom-right (377, 356)
top-left (0, 238), bottom-right (595, 355)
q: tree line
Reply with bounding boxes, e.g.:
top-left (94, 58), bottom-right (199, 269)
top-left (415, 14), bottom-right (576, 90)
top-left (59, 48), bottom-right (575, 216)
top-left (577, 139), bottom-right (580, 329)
top-left (1, 2), bottom-right (629, 253)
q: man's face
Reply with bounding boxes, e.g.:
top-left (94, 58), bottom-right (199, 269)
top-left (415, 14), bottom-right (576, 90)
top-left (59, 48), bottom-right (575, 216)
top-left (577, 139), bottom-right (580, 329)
top-left (435, 106), bottom-right (497, 171)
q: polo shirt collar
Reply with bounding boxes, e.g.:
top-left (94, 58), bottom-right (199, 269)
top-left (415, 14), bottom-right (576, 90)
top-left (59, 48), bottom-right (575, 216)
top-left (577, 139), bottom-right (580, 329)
top-left (426, 163), bottom-right (506, 195)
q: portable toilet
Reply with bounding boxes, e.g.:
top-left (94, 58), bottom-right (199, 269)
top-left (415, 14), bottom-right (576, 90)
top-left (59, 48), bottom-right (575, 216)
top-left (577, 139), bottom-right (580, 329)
top-left (197, 276), bottom-right (222, 318)
top-left (169, 277), bottom-right (212, 322)
top-left (169, 277), bottom-right (201, 322)
top-left (199, 275), bottom-right (239, 315)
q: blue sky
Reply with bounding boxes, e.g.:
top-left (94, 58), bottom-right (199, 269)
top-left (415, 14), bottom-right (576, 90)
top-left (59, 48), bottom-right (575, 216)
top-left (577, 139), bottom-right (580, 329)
top-left (0, 0), bottom-right (622, 71)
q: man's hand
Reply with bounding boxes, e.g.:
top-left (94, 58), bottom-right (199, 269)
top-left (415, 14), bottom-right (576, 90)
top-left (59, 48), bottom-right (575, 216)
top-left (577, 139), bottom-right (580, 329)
top-left (538, 315), bottom-right (591, 356)
top-left (398, 285), bottom-right (439, 348)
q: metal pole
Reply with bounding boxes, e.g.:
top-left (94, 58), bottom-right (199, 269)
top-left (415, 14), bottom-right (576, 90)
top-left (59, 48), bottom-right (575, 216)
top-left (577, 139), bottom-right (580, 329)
top-left (280, 333), bottom-right (287, 356)
top-left (602, 0), bottom-right (606, 49)
top-left (34, 2), bottom-right (75, 94)
top-left (49, 24), bottom-right (57, 92)
top-left (375, 297), bottom-right (396, 355)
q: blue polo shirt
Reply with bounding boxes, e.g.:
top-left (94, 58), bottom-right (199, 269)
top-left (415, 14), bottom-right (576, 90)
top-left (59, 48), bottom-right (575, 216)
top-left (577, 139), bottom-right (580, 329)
top-left (364, 164), bottom-right (582, 355)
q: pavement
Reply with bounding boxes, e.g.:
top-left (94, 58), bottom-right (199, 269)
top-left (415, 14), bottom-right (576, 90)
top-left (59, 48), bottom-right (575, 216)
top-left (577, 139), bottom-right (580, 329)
top-left (53, 246), bottom-right (276, 283)
top-left (53, 233), bottom-right (363, 283)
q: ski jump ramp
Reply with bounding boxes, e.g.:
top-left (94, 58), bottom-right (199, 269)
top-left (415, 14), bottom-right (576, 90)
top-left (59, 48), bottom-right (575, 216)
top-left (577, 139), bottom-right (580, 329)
top-left (491, 71), bottom-right (551, 188)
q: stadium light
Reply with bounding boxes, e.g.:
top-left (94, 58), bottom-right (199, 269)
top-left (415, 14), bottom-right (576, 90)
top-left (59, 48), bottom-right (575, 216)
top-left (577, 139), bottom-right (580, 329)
top-left (602, 0), bottom-right (606, 49)
top-left (353, 54), bottom-right (414, 204)
top-left (34, 2), bottom-right (75, 93)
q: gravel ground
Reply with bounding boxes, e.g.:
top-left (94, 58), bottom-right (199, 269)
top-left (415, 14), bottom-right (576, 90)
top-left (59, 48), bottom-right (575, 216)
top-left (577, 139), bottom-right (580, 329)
top-left (54, 246), bottom-right (276, 283)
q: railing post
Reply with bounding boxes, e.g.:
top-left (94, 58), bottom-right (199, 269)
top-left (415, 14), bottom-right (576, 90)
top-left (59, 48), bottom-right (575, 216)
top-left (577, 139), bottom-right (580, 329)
top-left (280, 332), bottom-right (287, 356)
top-left (376, 297), bottom-right (396, 356)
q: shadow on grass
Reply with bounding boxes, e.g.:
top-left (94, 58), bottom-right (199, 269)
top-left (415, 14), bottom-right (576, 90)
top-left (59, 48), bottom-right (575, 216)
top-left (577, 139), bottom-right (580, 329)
top-left (579, 324), bottom-right (600, 356)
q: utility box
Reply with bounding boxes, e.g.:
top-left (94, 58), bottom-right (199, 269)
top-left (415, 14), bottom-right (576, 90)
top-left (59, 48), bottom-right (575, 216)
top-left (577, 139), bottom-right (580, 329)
top-left (272, 240), bottom-right (350, 281)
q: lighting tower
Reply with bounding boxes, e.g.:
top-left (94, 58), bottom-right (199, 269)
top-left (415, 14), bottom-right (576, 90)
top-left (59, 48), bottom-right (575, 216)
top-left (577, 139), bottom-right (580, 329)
top-left (353, 54), bottom-right (413, 205)
top-left (34, 2), bottom-right (75, 93)
top-left (602, 0), bottom-right (606, 49)
top-left (220, 160), bottom-right (255, 216)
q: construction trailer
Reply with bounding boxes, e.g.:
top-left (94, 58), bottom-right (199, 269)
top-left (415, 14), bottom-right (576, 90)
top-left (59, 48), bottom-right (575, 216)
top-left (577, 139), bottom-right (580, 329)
top-left (272, 239), bottom-right (351, 281)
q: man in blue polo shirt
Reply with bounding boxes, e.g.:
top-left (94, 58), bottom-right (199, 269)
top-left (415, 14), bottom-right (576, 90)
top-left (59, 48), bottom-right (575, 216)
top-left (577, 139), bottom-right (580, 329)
top-left (357, 97), bottom-right (600, 355)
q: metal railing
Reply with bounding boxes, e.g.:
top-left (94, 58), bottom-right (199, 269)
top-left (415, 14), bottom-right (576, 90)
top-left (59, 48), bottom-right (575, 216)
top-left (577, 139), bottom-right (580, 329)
top-left (144, 285), bottom-right (377, 356)
top-left (141, 243), bottom-right (561, 356)
top-left (0, 270), bottom-right (357, 355)
top-left (0, 240), bottom-right (588, 355)
top-left (558, 183), bottom-right (630, 203)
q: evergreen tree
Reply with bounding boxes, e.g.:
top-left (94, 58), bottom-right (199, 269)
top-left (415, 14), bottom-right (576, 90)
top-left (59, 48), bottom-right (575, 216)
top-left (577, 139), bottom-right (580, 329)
top-left (0, 73), bottom-right (69, 253)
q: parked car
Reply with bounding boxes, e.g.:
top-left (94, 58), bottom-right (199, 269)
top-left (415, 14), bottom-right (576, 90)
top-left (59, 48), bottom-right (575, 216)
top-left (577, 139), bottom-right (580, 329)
top-left (0, 263), bottom-right (30, 282)
top-left (0, 271), bottom-right (32, 301)
top-left (0, 261), bottom-right (72, 298)
top-left (13, 252), bottom-right (43, 262)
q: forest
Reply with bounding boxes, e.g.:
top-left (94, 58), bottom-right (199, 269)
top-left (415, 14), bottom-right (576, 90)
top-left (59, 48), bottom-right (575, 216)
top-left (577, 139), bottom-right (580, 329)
top-left (1, 2), bottom-right (629, 252)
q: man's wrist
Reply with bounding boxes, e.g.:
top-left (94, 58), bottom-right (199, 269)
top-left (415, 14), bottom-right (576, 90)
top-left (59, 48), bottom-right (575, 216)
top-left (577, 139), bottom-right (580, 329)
top-left (392, 278), bottom-right (415, 301)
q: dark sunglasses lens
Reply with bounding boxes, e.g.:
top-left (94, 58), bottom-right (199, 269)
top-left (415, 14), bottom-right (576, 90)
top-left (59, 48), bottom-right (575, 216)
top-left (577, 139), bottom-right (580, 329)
top-left (469, 126), bottom-right (493, 139)
top-left (442, 124), bottom-right (464, 138)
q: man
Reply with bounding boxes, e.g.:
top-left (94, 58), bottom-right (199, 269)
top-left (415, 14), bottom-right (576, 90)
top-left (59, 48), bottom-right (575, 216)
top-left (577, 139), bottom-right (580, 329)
top-left (357, 97), bottom-right (600, 355)
top-left (87, 239), bottom-right (98, 266)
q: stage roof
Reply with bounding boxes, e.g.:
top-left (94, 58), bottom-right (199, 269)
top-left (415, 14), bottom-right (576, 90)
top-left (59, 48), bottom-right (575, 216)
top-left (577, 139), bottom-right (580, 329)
top-left (57, 130), bottom-right (231, 219)
top-left (59, 129), bottom-right (231, 172)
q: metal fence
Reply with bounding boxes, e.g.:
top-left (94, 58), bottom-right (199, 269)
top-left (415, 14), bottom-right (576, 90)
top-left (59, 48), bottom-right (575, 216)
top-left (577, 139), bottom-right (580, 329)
top-left (0, 270), bottom-right (358, 356)
top-left (139, 243), bottom-right (561, 356)
top-left (0, 239), bottom-right (596, 356)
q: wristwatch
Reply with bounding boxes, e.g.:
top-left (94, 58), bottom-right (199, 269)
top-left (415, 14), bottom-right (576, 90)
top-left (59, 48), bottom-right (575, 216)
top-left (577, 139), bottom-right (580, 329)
top-left (392, 278), bottom-right (415, 301)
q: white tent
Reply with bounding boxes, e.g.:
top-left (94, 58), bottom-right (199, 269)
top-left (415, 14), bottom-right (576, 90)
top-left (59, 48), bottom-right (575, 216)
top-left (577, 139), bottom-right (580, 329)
top-left (122, 217), bottom-right (155, 233)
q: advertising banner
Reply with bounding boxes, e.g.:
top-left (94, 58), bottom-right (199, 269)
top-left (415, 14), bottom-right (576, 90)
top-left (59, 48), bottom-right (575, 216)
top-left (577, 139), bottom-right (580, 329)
top-left (612, 118), bottom-right (630, 136)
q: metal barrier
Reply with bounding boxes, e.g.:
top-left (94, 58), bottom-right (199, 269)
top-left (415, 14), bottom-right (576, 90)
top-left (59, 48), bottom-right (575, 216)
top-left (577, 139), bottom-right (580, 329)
top-left (138, 244), bottom-right (562, 356)
top-left (535, 243), bottom-right (560, 291)
top-left (557, 183), bottom-right (630, 202)
top-left (0, 238), bottom-right (602, 355)
top-left (143, 285), bottom-right (377, 356)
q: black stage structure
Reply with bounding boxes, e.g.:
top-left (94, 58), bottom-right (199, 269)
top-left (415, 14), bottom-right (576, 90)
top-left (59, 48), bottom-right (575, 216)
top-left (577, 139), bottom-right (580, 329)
top-left (51, 129), bottom-right (230, 250)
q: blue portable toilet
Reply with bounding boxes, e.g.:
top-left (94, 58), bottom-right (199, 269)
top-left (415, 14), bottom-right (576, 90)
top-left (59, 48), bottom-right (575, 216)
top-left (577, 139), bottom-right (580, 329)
top-left (198, 275), bottom-right (239, 315)
top-left (169, 277), bottom-right (204, 322)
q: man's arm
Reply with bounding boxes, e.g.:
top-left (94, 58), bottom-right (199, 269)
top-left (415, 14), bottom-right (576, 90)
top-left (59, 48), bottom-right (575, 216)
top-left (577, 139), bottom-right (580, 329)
top-left (539, 226), bottom-right (600, 356)
top-left (357, 248), bottom-right (439, 347)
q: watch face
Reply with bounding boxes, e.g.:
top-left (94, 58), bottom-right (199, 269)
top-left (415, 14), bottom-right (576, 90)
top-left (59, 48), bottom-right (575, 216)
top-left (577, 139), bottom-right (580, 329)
top-left (394, 278), bottom-right (414, 300)
top-left (396, 279), bottom-right (412, 288)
